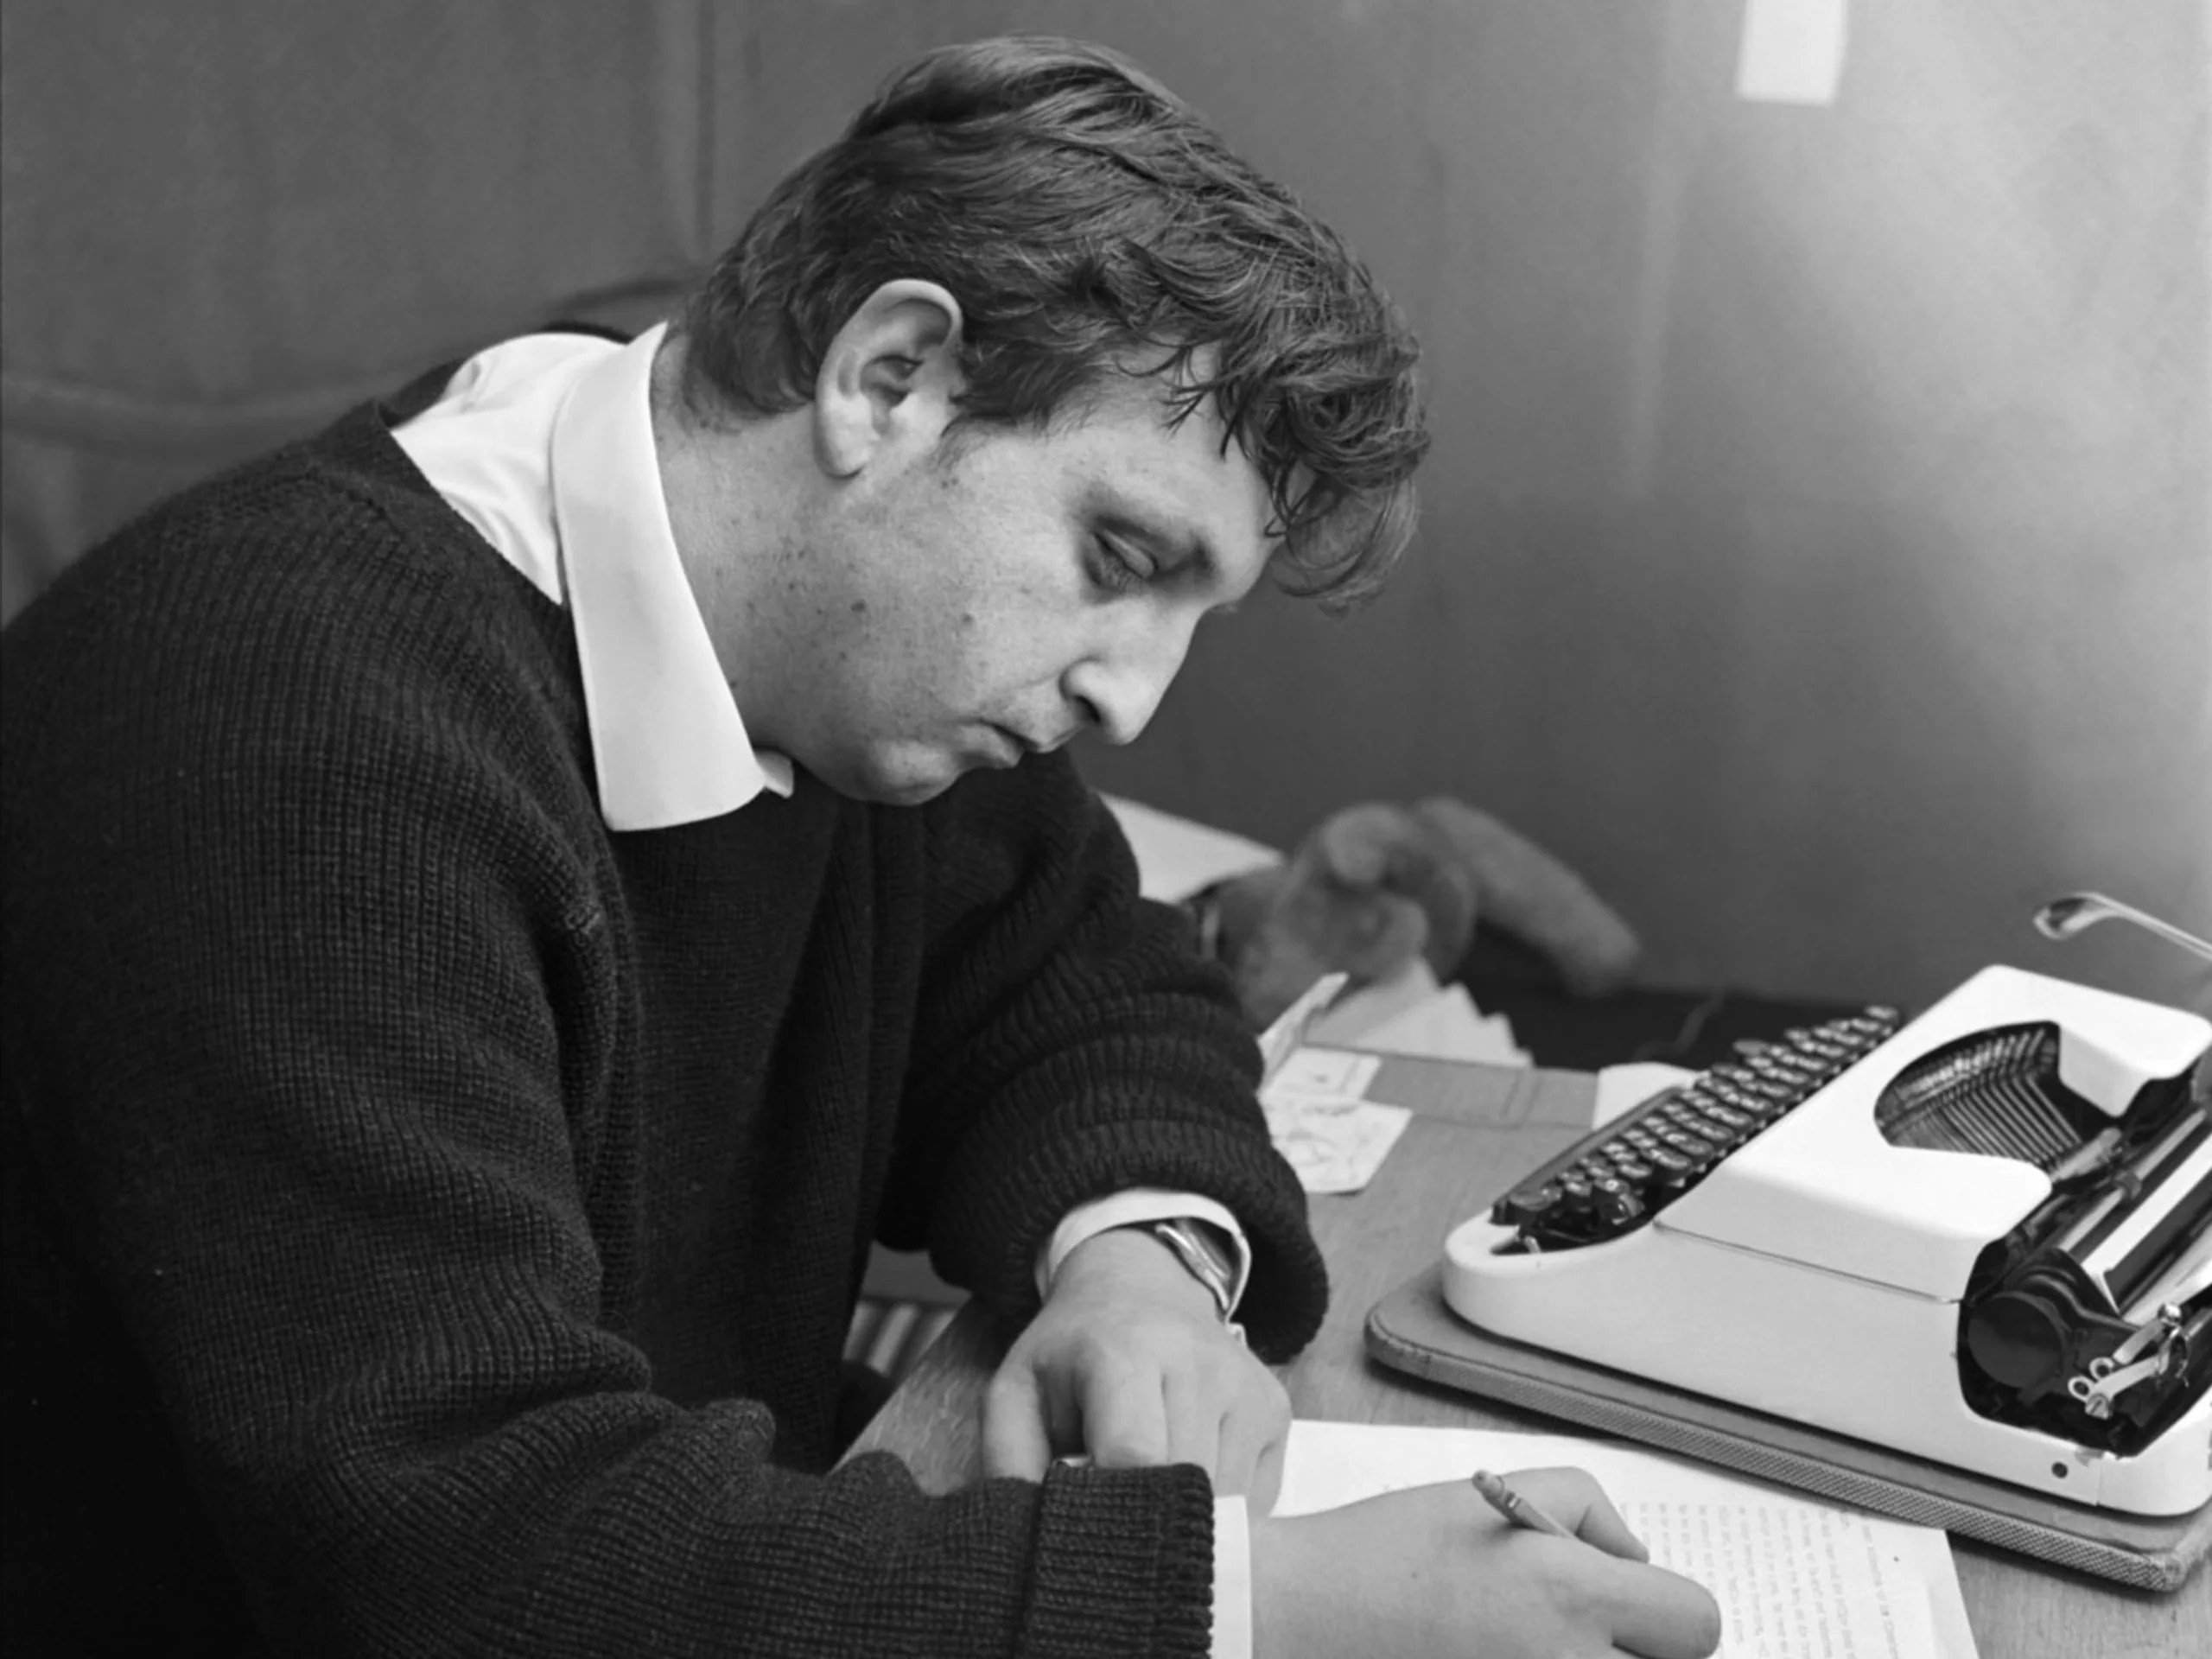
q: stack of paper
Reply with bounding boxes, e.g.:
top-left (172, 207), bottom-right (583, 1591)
top-left (1306, 958), bottom-right (1529, 1066)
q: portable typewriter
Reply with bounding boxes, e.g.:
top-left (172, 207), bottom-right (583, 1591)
top-left (1442, 956), bottom-right (2212, 1516)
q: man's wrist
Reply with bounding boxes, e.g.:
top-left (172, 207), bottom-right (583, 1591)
top-left (1036, 1189), bottom-right (1251, 1310)
top-left (1055, 1224), bottom-right (1224, 1324)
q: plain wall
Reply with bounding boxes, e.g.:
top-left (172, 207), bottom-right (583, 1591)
top-left (7, 1), bottom-right (2207, 1017)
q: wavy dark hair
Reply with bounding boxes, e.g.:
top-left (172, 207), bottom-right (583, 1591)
top-left (676, 35), bottom-right (1427, 612)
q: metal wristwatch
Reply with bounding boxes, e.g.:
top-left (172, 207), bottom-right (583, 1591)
top-left (1179, 881), bottom-right (1228, 963)
top-left (1149, 1217), bottom-right (1240, 1326)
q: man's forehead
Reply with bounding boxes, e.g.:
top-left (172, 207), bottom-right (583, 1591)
top-left (1109, 352), bottom-right (1292, 543)
top-left (1083, 386), bottom-right (1275, 555)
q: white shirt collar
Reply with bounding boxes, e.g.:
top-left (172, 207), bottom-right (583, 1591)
top-left (551, 326), bottom-right (793, 828)
top-left (396, 324), bottom-right (794, 831)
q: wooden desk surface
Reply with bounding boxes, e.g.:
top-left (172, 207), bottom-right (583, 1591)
top-left (852, 1056), bottom-right (2209, 1659)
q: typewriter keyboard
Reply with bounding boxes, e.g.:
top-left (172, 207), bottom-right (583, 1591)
top-left (1491, 1007), bottom-right (1904, 1252)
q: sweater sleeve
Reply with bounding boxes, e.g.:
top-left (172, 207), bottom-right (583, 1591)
top-left (895, 755), bottom-right (1329, 1363)
top-left (0, 483), bottom-right (1218, 1657)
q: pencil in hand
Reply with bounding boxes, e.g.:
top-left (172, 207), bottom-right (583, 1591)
top-left (1471, 1469), bottom-right (1579, 1540)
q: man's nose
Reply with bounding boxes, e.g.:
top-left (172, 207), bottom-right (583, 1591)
top-left (1064, 617), bottom-right (1196, 747)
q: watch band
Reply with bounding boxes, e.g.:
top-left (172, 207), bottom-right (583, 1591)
top-left (1179, 881), bottom-right (1227, 963)
top-left (1149, 1217), bottom-right (1239, 1325)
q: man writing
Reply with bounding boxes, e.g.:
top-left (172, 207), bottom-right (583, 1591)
top-left (2, 34), bottom-right (1719, 1658)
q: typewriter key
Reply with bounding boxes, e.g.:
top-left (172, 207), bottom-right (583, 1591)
top-left (1493, 1182), bottom-right (1561, 1231)
top-left (1753, 1051), bottom-right (1823, 1082)
top-left (1590, 1176), bottom-right (1643, 1228)
top-left (1684, 1116), bottom-right (1745, 1152)
top-left (1643, 1146), bottom-right (1693, 1178)
top-left (1654, 1106), bottom-right (1716, 1141)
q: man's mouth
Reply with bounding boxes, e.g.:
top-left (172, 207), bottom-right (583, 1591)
top-left (984, 725), bottom-right (1077, 766)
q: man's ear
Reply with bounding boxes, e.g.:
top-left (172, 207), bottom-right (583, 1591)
top-left (813, 279), bottom-right (965, 478)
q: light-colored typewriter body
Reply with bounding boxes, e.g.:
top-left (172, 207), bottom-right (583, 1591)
top-left (1443, 966), bottom-right (2212, 1516)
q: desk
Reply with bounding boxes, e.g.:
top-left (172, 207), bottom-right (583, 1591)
top-left (853, 1056), bottom-right (2210, 1659)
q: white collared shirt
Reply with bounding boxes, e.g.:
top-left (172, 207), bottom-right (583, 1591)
top-left (392, 327), bottom-right (1256, 1657)
top-left (394, 325), bottom-right (792, 827)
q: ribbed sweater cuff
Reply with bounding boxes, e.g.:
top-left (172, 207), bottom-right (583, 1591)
top-left (1022, 1463), bottom-right (1216, 1657)
top-left (958, 1119), bottom-right (1328, 1363)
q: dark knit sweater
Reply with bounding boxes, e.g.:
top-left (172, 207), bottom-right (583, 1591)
top-left (0, 394), bottom-right (1328, 1656)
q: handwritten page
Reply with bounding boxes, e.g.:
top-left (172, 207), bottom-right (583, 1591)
top-left (1276, 1421), bottom-right (1979, 1659)
top-left (1268, 1046), bottom-right (1382, 1099)
top-left (1259, 1089), bottom-right (1413, 1195)
top-left (1261, 1042), bottom-right (1408, 1195)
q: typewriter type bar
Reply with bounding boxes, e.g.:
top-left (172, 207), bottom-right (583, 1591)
top-left (1957, 1053), bottom-right (2211, 1457)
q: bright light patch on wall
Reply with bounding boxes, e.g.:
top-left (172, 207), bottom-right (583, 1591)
top-left (1736, 0), bottom-right (1850, 105)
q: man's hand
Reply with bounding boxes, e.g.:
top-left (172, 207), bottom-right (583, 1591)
top-left (1251, 1468), bottom-right (1724, 1659)
top-left (981, 1224), bottom-right (1291, 1511)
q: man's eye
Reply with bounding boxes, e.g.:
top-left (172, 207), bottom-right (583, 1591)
top-left (1089, 537), bottom-right (1152, 594)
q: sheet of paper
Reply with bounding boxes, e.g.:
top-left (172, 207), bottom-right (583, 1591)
top-left (1258, 1043), bottom-right (1407, 1194)
top-left (1255, 972), bottom-right (1350, 1085)
top-left (1306, 958), bottom-right (1529, 1067)
top-left (1347, 982), bottom-right (1530, 1067)
top-left (1304, 957), bottom-right (1447, 1048)
top-left (1276, 1421), bottom-right (1978, 1659)
top-left (1098, 793), bottom-right (1280, 902)
top-left (1593, 1060), bottom-right (1700, 1127)
top-left (1259, 1088), bottom-right (1413, 1195)
top-left (1268, 1046), bottom-right (1382, 1098)
top-left (1736, 0), bottom-right (1850, 106)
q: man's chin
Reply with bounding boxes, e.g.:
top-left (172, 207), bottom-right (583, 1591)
top-left (813, 741), bottom-right (1001, 806)
top-left (838, 758), bottom-right (963, 808)
top-left (878, 777), bottom-right (957, 807)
